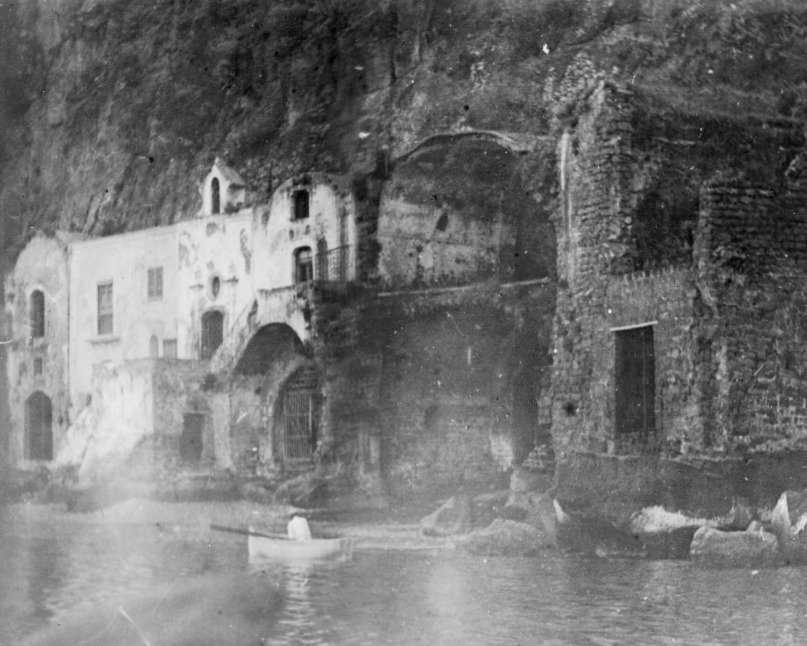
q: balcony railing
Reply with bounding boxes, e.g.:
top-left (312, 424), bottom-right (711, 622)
top-left (313, 245), bottom-right (355, 283)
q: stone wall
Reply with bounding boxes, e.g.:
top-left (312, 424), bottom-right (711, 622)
top-left (313, 280), bottom-right (555, 498)
top-left (693, 178), bottom-right (807, 451)
top-left (549, 81), bottom-right (807, 518)
top-left (550, 81), bottom-right (806, 458)
top-left (376, 135), bottom-right (555, 289)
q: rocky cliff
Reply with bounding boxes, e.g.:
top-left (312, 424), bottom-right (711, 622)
top-left (1, 0), bottom-right (807, 263)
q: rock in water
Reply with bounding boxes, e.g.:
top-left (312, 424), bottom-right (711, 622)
top-left (770, 490), bottom-right (807, 564)
top-left (505, 466), bottom-right (552, 508)
top-left (420, 495), bottom-right (472, 537)
top-left (458, 519), bottom-right (553, 556)
top-left (689, 526), bottom-right (781, 568)
top-left (630, 506), bottom-right (714, 559)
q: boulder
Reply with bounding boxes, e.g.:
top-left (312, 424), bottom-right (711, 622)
top-left (689, 525), bottom-right (781, 568)
top-left (770, 490), bottom-right (807, 564)
top-left (420, 495), bottom-right (472, 537)
top-left (630, 506), bottom-right (716, 559)
top-left (470, 490), bottom-right (509, 528)
top-left (554, 499), bottom-right (642, 556)
top-left (505, 466), bottom-right (552, 508)
top-left (457, 519), bottom-right (553, 556)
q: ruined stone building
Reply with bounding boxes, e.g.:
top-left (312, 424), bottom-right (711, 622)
top-left (550, 82), bottom-right (807, 515)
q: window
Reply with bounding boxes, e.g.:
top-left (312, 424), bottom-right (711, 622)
top-left (97, 282), bottom-right (113, 335)
top-left (163, 338), bottom-right (177, 359)
top-left (316, 238), bottom-right (328, 281)
top-left (25, 391), bottom-right (52, 461)
top-left (33, 357), bottom-right (43, 375)
top-left (210, 275), bottom-right (221, 300)
top-left (294, 247), bottom-right (313, 284)
top-left (292, 189), bottom-right (309, 220)
top-left (201, 310), bottom-right (224, 360)
top-left (149, 334), bottom-right (159, 358)
top-left (147, 267), bottom-right (163, 300)
top-left (614, 325), bottom-right (656, 445)
top-left (211, 177), bottom-right (220, 214)
top-left (30, 290), bottom-right (45, 338)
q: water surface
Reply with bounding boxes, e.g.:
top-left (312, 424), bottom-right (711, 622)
top-left (0, 505), bottom-right (803, 645)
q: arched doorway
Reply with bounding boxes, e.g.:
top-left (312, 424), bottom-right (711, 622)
top-left (201, 310), bottom-right (224, 360)
top-left (25, 391), bottom-right (52, 460)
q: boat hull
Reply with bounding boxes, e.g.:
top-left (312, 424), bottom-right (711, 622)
top-left (248, 533), bottom-right (353, 562)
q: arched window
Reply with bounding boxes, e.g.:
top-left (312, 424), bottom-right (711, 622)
top-left (25, 391), bottom-right (52, 460)
top-left (201, 310), bottom-right (224, 360)
top-left (30, 290), bottom-right (45, 338)
top-left (211, 177), bottom-right (221, 214)
top-left (149, 334), bottom-right (159, 358)
top-left (294, 247), bottom-right (313, 284)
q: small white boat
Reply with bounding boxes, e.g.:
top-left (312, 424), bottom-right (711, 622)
top-left (248, 530), bottom-right (353, 562)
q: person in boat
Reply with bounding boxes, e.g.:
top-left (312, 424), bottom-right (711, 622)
top-left (287, 514), bottom-right (312, 541)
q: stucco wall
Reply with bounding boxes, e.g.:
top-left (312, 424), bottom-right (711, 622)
top-left (176, 212), bottom-right (254, 360)
top-left (69, 226), bottom-right (178, 406)
top-left (252, 174), bottom-right (358, 291)
top-left (4, 235), bottom-right (70, 465)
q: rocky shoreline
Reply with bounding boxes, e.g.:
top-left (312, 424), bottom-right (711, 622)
top-left (9, 459), bottom-right (807, 568)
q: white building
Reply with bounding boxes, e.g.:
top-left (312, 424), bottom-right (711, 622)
top-left (5, 162), bottom-right (358, 474)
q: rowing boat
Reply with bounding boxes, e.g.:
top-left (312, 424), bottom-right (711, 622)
top-left (248, 530), bottom-right (353, 562)
top-left (210, 523), bottom-right (353, 562)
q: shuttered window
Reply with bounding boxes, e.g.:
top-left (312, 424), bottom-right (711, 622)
top-left (97, 282), bottom-right (113, 335)
top-left (147, 267), bottom-right (163, 300)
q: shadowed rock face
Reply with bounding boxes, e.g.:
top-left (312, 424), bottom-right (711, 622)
top-left (2, 0), bottom-right (807, 260)
top-left (22, 572), bottom-right (283, 646)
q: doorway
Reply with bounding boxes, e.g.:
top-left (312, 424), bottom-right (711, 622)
top-left (25, 391), bottom-right (52, 460)
top-left (614, 325), bottom-right (656, 446)
top-left (201, 310), bottom-right (224, 360)
top-left (180, 413), bottom-right (205, 463)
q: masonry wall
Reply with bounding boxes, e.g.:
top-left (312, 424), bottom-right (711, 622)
top-left (550, 82), bottom-right (805, 458)
top-left (314, 281), bottom-right (554, 498)
top-left (693, 179), bottom-right (807, 451)
top-left (376, 136), bottom-right (555, 289)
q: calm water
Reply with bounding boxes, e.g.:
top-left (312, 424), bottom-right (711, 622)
top-left (1, 506), bottom-right (805, 645)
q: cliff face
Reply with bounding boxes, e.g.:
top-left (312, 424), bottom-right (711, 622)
top-left (1, 0), bottom-right (807, 262)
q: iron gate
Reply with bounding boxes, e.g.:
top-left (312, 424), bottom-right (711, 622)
top-left (282, 389), bottom-right (317, 459)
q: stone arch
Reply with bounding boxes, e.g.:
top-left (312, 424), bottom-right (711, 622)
top-left (234, 323), bottom-right (306, 376)
top-left (25, 391), bottom-right (52, 460)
